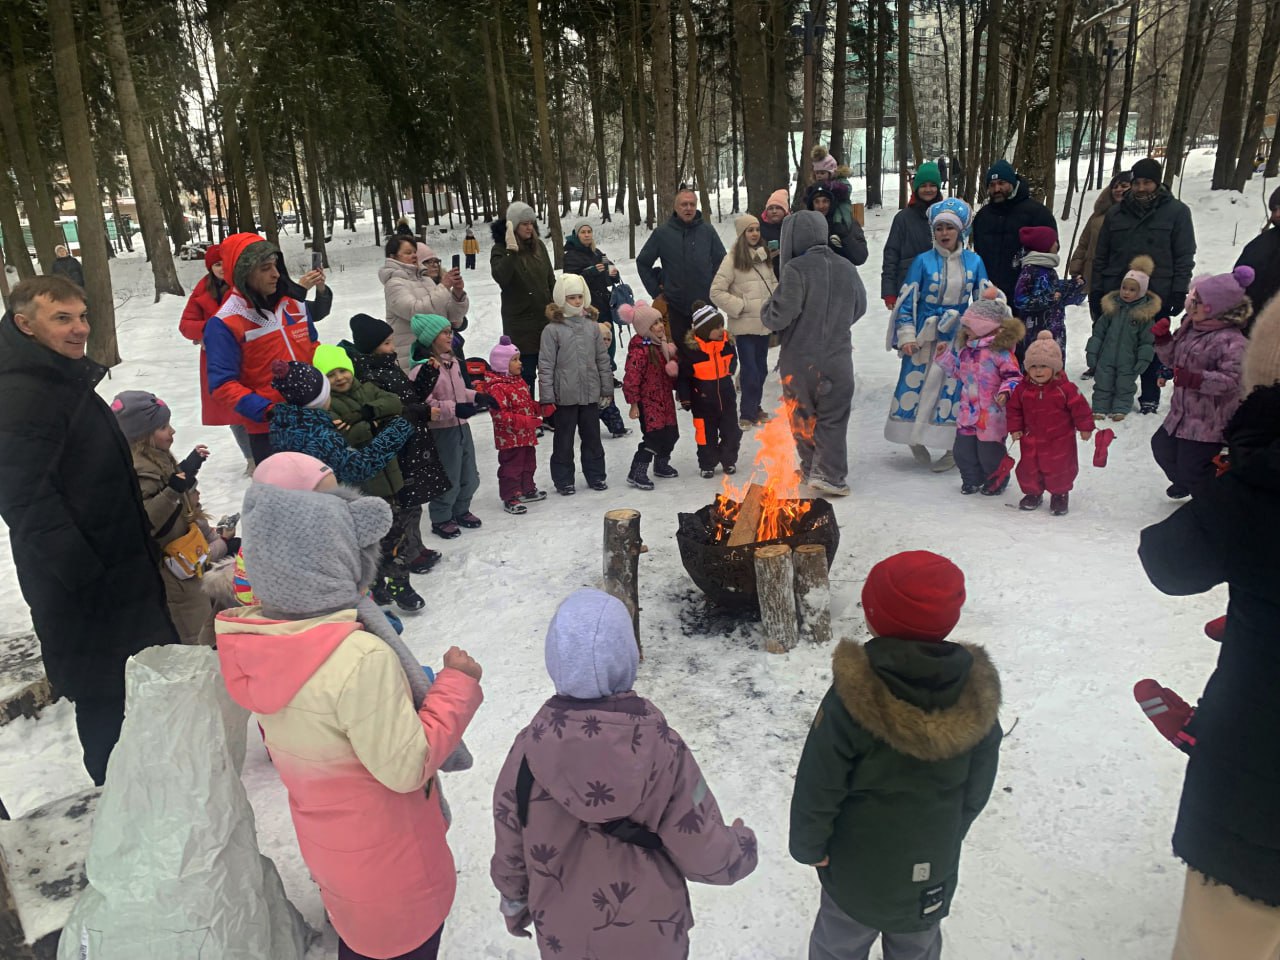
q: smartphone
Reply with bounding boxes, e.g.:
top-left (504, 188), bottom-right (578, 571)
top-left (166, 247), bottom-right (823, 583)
top-left (767, 239), bottom-right (779, 251)
top-left (311, 251), bottom-right (324, 270)
top-left (451, 253), bottom-right (461, 270)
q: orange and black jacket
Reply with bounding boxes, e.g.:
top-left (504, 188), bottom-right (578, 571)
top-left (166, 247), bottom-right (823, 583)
top-left (678, 333), bottom-right (737, 411)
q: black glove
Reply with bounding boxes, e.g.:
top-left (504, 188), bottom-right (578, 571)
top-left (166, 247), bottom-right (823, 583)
top-left (476, 392), bottom-right (499, 411)
top-left (222, 536), bottom-right (242, 556)
top-left (1167, 293), bottom-right (1186, 317)
top-left (454, 402), bottom-right (479, 419)
top-left (167, 471), bottom-right (196, 493)
top-left (1088, 291), bottom-right (1103, 318)
top-left (402, 402), bottom-right (430, 425)
top-left (177, 448), bottom-right (206, 478)
top-left (360, 404), bottom-right (378, 422)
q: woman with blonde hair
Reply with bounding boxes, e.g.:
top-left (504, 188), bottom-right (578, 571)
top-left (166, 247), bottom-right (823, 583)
top-left (711, 213), bottom-right (778, 426)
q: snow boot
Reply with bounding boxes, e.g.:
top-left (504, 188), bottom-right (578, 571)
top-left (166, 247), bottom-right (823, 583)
top-left (700, 468), bottom-right (715, 479)
top-left (456, 512), bottom-right (482, 529)
top-left (1133, 679), bottom-right (1196, 754)
top-left (960, 482), bottom-right (981, 495)
top-left (371, 578), bottom-right (393, 606)
top-left (386, 578), bottom-right (425, 613)
top-left (1140, 401), bottom-right (1158, 415)
top-left (1019, 493), bottom-right (1043, 510)
top-left (1050, 492), bottom-right (1069, 515)
top-left (431, 520), bottom-right (461, 539)
top-left (653, 457), bottom-right (679, 478)
top-left (587, 479), bottom-right (609, 491)
top-left (627, 452), bottom-right (655, 491)
top-left (1166, 483), bottom-right (1190, 500)
top-left (504, 498), bottom-right (528, 515)
top-left (931, 451), bottom-right (956, 472)
top-left (519, 488), bottom-right (548, 502)
top-left (909, 444), bottom-right (932, 466)
top-left (808, 475), bottom-right (851, 497)
top-left (407, 550), bottom-right (441, 575)
top-left (556, 484), bottom-right (576, 496)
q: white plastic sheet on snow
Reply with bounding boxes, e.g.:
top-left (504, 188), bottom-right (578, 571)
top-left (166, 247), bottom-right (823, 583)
top-left (56, 645), bottom-right (312, 960)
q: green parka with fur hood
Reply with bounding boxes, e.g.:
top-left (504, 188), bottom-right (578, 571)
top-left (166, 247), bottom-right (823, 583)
top-left (1086, 289), bottom-right (1161, 385)
top-left (789, 635), bottom-right (1002, 933)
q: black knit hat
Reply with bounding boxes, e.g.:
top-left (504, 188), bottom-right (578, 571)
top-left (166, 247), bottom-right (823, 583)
top-left (1131, 157), bottom-right (1163, 184)
top-left (271, 359), bottom-right (329, 408)
top-left (350, 313), bottom-right (394, 355)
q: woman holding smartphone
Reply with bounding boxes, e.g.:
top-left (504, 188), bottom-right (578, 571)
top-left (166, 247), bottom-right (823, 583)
top-left (380, 236), bottom-right (469, 371)
top-left (710, 214), bottom-right (777, 427)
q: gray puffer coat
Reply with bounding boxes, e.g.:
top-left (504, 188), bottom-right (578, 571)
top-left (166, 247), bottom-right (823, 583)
top-left (537, 304), bottom-right (613, 406)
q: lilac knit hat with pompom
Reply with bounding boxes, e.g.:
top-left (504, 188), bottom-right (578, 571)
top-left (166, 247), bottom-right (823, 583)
top-left (1193, 265), bottom-right (1255, 319)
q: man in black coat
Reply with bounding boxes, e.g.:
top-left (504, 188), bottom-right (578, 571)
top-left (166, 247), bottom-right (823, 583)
top-left (50, 243), bottom-right (85, 289)
top-left (636, 188), bottom-right (727, 351)
top-left (971, 159), bottom-right (1057, 299)
top-left (0, 277), bottom-right (177, 785)
top-left (1093, 157), bottom-right (1197, 413)
top-left (1234, 185), bottom-right (1280, 323)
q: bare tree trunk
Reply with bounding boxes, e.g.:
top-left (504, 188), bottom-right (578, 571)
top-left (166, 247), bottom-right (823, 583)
top-left (0, 132), bottom-right (35, 278)
top-left (633, 0), bottom-right (657, 225)
top-left (301, 118), bottom-right (327, 265)
top-left (588, 33), bottom-right (611, 221)
top-left (830, 0), bottom-right (850, 159)
top-left (0, 45), bottom-right (58, 270)
top-left (680, 0), bottom-right (712, 212)
top-left (246, 111), bottom-right (279, 245)
top-left (734, 0), bottom-right (776, 213)
top-left (729, 22), bottom-right (743, 213)
top-left (209, 2), bottom-right (255, 232)
top-left (528, 0), bottom-right (564, 266)
top-left (97, 0), bottom-right (184, 298)
top-left (1164, 0), bottom-right (1212, 184)
top-left (936, 0), bottom-right (956, 174)
top-left (897, 0), bottom-right (923, 163)
top-left (1112, 0), bottom-right (1140, 177)
top-left (480, 22), bottom-right (508, 211)
top-left (651, 0), bottom-right (678, 212)
top-left (48, 0), bottom-right (118, 365)
top-left (1230, 0), bottom-right (1280, 189)
top-left (1028, 0), bottom-right (1074, 207)
top-left (866, 0), bottom-right (889, 208)
top-left (1213, 0), bottom-right (1254, 188)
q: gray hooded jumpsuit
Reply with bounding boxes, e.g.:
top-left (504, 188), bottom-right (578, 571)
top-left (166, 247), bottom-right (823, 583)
top-left (762, 210), bottom-right (867, 486)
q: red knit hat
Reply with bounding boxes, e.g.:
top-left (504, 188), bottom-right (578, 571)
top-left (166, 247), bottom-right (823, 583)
top-left (1018, 225), bottom-right (1058, 253)
top-left (862, 551), bottom-right (967, 642)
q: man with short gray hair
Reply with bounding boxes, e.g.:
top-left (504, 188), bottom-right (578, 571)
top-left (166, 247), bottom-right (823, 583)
top-left (637, 188), bottom-right (727, 350)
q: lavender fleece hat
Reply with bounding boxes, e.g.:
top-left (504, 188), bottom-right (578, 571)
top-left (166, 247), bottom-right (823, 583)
top-left (544, 589), bottom-right (639, 700)
top-left (1194, 265), bottom-right (1256, 319)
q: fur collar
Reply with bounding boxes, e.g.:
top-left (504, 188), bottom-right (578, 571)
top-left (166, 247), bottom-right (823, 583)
top-left (958, 315), bottom-right (1025, 352)
top-left (1101, 291), bottom-right (1162, 323)
top-left (831, 639), bottom-right (1001, 761)
top-left (545, 303), bottom-right (601, 324)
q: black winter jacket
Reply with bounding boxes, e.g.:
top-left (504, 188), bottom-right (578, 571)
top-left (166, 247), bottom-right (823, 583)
top-left (1138, 384), bottom-right (1280, 905)
top-left (972, 185), bottom-right (1057, 297)
top-left (490, 221), bottom-right (557, 355)
top-left (563, 239), bottom-right (618, 315)
top-left (0, 315), bottom-right (177, 700)
top-left (636, 211), bottom-right (727, 314)
top-left (1235, 226), bottom-right (1280, 321)
top-left (1092, 188), bottom-right (1196, 310)
top-left (881, 200), bottom-right (933, 298)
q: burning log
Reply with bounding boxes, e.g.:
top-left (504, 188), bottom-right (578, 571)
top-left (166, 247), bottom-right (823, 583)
top-left (754, 545), bottom-right (799, 654)
top-left (603, 509), bottom-right (643, 657)
top-left (793, 544), bottom-right (833, 645)
top-left (726, 483), bottom-right (767, 547)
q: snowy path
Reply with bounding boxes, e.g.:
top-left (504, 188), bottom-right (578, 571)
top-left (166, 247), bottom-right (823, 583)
top-left (0, 149), bottom-right (1265, 958)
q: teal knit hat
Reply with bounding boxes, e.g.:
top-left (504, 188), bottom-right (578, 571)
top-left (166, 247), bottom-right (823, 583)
top-left (410, 313), bottom-right (451, 345)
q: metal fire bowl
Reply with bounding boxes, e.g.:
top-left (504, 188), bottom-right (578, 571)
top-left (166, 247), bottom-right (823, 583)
top-left (675, 498), bottom-right (840, 610)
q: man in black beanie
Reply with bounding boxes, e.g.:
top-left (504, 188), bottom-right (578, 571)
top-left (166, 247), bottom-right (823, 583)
top-left (971, 158), bottom-right (1057, 300)
top-left (1234, 185), bottom-right (1280, 326)
top-left (1092, 157), bottom-right (1196, 413)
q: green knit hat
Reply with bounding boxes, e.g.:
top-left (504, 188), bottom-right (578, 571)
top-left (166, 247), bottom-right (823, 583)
top-left (411, 313), bottom-right (451, 345)
top-left (312, 343), bottom-right (354, 377)
top-left (914, 162), bottom-right (942, 191)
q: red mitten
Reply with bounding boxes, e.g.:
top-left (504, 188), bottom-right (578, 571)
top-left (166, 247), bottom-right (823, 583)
top-left (987, 454), bottom-right (1015, 488)
top-left (1173, 367), bottom-right (1203, 390)
top-left (1150, 316), bottom-right (1172, 342)
top-left (1204, 615), bottom-right (1227, 642)
top-left (1133, 679), bottom-right (1196, 754)
top-left (540, 403), bottom-right (557, 418)
top-left (1093, 428), bottom-right (1115, 467)
top-left (883, 296), bottom-right (897, 310)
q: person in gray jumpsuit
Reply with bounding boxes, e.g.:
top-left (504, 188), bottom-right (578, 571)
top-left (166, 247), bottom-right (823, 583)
top-left (762, 210), bottom-right (867, 496)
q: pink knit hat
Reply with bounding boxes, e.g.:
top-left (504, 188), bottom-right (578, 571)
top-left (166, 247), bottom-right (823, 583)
top-left (1023, 330), bottom-right (1064, 372)
top-left (415, 242), bottom-right (439, 268)
top-left (618, 300), bottom-right (664, 339)
top-left (489, 335), bottom-right (520, 374)
top-left (765, 188), bottom-right (791, 214)
top-left (252, 452), bottom-right (334, 491)
top-left (960, 287), bottom-right (1011, 338)
top-left (812, 147), bottom-right (838, 174)
top-left (1192, 265), bottom-right (1255, 319)
top-left (1122, 255), bottom-right (1154, 298)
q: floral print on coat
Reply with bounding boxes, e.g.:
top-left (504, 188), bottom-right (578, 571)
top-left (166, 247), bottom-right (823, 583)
top-left (935, 332), bottom-right (1023, 442)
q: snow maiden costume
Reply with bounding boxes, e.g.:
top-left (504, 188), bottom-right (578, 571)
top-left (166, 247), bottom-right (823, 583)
top-left (884, 198), bottom-right (990, 459)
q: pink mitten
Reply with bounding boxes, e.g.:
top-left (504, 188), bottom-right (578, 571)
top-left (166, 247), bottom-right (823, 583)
top-left (1133, 679), bottom-right (1196, 754)
top-left (664, 360), bottom-right (679, 377)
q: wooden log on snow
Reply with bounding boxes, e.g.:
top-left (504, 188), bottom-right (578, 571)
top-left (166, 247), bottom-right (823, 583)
top-left (793, 544), bottom-right (833, 646)
top-left (603, 509), bottom-right (643, 657)
top-left (726, 483), bottom-right (767, 547)
top-left (754, 544), bottom-right (798, 654)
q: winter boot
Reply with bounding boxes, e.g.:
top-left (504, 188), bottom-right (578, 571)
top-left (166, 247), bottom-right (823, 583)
top-left (504, 498), bottom-right (528, 515)
top-left (371, 578), bottom-right (393, 606)
top-left (700, 468), bottom-right (715, 479)
top-left (1019, 493), bottom-right (1043, 510)
top-left (456, 512), bottom-right (482, 529)
top-left (653, 457), bottom-right (679, 479)
top-left (1140, 401), bottom-right (1158, 415)
top-left (627, 451), bottom-right (655, 491)
top-left (1050, 492), bottom-right (1070, 515)
top-left (519, 488), bottom-right (548, 502)
top-left (930, 451), bottom-right (956, 472)
top-left (386, 577), bottom-right (425, 613)
top-left (808, 475), bottom-right (851, 497)
top-left (587, 479), bottom-right (609, 491)
top-left (1166, 483), bottom-right (1190, 500)
top-left (1133, 679), bottom-right (1196, 754)
top-left (407, 550), bottom-right (442, 575)
top-left (960, 482), bottom-right (981, 495)
top-left (909, 444), bottom-right (932, 466)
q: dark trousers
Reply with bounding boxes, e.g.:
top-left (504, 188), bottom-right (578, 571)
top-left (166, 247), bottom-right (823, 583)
top-left (1151, 425), bottom-right (1222, 498)
top-left (1140, 356), bottom-right (1165, 407)
top-left (736, 333), bottom-right (770, 420)
top-left (247, 430), bottom-right (273, 464)
top-left (465, 253), bottom-right (476, 269)
top-left (600, 399), bottom-right (627, 435)
top-left (954, 431), bottom-right (1007, 487)
top-left (75, 696), bottom-right (126, 786)
top-left (497, 445), bottom-right (538, 501)
top-left (692, 395), bottom-right (743, 470)
top-left (667, 304), bottom-right (693, 356)
top-left (637, 424), bottom-right (679, 461)
top-left (339, 925), bottom-right (443, 960)
top-left (519, 353), bottom-right (538, 392)
top-left (378, 498), bottom-right (413, 580)
top-left (551, 403), bottom-right (605, 488)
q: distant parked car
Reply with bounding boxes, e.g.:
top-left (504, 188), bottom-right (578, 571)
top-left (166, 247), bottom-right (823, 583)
top-left (280, 211), bottom-right (299, 226)
top-left (178, 242), bottom-right (209, 261)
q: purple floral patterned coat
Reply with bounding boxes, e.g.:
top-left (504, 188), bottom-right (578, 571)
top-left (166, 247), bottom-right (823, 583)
top-left (934, 319), bottom-right (1024, 442)
top-left (1155, 318), bottom-right (1248, 444)
top-left (491, 693), bottom-right (757, 959)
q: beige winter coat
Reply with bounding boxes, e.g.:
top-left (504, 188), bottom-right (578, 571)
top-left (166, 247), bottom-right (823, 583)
top-left (1067, 189), bottom-right (1120, 292)
top-left (378, 259), bottom-right (470, 370)
top-left (710, 246), bottom-right (777, 337)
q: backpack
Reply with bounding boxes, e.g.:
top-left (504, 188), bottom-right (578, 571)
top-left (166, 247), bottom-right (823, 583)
top-left (464, 357), bottom-right (491, 394)
top-left (515, 755), bottom-right (664, 850)
top-left (610, 281), bottom-right (635, 329)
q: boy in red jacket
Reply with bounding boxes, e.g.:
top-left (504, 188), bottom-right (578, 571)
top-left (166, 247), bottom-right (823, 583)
top-left (486, 336), bottom-right (545, 514)
top-left (1007, 330), bottom-right (1095, 515)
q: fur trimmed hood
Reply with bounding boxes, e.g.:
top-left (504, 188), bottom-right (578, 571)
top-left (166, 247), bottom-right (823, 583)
top-left (831, 638), bottom-right (1001, 762)
top-left (544, 302), bottom-right (600, 324)
top-left (1101, 290), bottom-right (1163, 323)
top-left (959, 315), bottom-right (1025, 352)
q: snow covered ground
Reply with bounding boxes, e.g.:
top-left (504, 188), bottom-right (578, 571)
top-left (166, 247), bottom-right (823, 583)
top-left (0, 148), bottom-right (1271, 958)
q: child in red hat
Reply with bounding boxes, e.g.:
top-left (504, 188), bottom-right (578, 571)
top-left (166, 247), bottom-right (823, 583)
top-left (790, 550), bottom-right (1003, 960)
top-left (1012, 225), bottom-right (1086, 367)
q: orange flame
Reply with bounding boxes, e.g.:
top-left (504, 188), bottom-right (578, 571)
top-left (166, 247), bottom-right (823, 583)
top-left (712, 381), bottom-right (815, 544)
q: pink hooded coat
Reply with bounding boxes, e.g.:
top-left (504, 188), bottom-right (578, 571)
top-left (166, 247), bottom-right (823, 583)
top-left (217, 609), bottom-right (482, 959)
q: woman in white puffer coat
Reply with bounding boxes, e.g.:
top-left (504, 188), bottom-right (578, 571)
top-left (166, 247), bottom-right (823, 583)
top-left (379, 235), bottom-right (469, 371)
top-left (710, 214), bottom-right (777, 426)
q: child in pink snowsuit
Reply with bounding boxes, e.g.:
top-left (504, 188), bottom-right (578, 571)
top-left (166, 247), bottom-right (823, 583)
top-left (491, 589), bottom-right (757, 959)
top-left (934, 289), bottom-right (1024, 496)
top-left (1007, 331), bottom-right (1096, 516)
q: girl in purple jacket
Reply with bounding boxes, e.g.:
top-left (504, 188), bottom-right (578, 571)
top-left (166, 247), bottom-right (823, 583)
top-left (1150, 265), bottom-right (1253, 499)
top-left (491, 589), bottom-right (757, 959)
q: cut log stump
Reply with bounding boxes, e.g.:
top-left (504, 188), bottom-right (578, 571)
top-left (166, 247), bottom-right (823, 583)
top-left (603, 509), bottom-right (643, 657)
top-left (794, 544), bottom-right (833, 645)
top-left (754, 544), bottom-right (798, 654)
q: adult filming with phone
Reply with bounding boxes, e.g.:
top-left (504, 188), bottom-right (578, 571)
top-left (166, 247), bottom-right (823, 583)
top-left (381, 235), bottom-right (470, 372)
